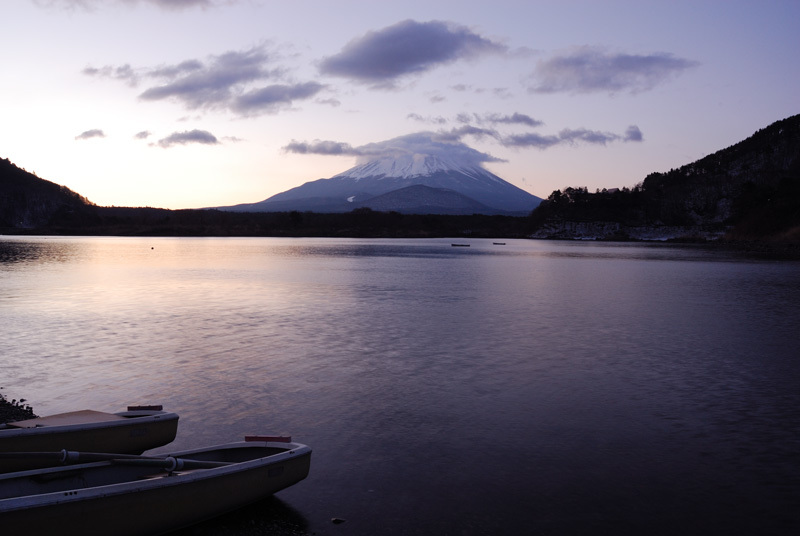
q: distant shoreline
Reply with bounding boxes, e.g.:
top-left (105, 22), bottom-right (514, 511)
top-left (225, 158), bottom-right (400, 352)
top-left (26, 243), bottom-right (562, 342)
top-left (2, 228), bottom-right (798, 260)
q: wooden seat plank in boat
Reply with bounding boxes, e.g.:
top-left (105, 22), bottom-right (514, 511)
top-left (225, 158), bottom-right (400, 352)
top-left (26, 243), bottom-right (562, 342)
top-left (6, 410), bottom-right (127, 429)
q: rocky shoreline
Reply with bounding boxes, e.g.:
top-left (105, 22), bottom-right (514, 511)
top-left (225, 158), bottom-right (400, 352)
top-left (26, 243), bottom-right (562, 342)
top-left (0, 392), bottom-right (37, 423)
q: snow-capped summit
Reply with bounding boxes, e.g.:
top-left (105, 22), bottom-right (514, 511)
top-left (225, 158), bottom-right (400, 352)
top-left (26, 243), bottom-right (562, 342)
top-left (334, 153), bottom-right (501, 183)
top-left (221, 133), bottom-right (542, 215)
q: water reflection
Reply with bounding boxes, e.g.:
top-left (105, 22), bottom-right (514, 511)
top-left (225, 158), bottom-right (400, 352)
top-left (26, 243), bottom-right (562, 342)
top-left (171, 496), bottom-right (310, 536)
top-left (1, 236), bottom-right (798, 535)
top-left (0, 238), bottom-right (84, 265)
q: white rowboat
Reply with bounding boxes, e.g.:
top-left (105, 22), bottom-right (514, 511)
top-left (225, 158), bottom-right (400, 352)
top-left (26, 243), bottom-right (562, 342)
top-left (0, 436), bottom-right (311, 535)
top-left (0, 406), bottom-right (179, 473)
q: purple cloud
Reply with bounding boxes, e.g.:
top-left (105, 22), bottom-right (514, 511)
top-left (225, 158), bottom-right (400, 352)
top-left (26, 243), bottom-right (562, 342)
top-left (407, 113), bottom-right (448, 125)
top-left (138, 47), bottom-right (275, 109)
top-left (488, 112), bottom-right (542, 127)
top-left (457, 112), bottom-right (543, 127)
top-left (75, 129), bottom-right (106, 140)
top-left (282, 140), bottom-right (357, 156)
top-left (624, 125), bottom-right (644, 142)
top-left (232, 82), bottom-right (325, 115)
top-left (286, 120), bottom-right (642, 160)
top-left (559, 128), bottom-right (621, 145)
top-left (147, 59), bottom-right (204, 81)
top-left (85, 45), bottom-right (322, 116)
top-left (434, 125), bottom-right (500, 143)
top-left (502, 132), bottom-right (561, 149)
top-left (83, 64), bottom-right (138, 86)
top-left (319, 20), bottom-right (507, 87)
top-left (529, 46), bottom-right (698, 94)
top-left (283, 131), bottom-right (503, 166)
top-left (156, 129), bottom-right (219, 148)
top-left (503, 125), bottom-right (643, 148)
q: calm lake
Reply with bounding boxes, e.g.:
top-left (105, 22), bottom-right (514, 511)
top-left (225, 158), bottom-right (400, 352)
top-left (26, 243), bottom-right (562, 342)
top-left (1, 236), bottom-right (799, 535)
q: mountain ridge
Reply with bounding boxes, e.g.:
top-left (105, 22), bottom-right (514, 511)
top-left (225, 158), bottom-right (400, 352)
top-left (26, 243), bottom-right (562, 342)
top-left (2, 113), bottom-right (798, 246)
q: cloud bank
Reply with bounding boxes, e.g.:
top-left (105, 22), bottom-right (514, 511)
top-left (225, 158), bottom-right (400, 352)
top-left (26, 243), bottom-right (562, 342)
top-left (285, 119), bottom-right (643, 163)
top-left (85, 45), bottom-right (325, 116)
top-left (504, 125), bottom-right (643, 148)
top-left (319, 20), bottom-right (507, 87)
top-left (405, 111), bottom-right (641, 149)
top-left (528, 47), bottom-right (698, 94)
top-left (284, 132), bottom-right (503, 167)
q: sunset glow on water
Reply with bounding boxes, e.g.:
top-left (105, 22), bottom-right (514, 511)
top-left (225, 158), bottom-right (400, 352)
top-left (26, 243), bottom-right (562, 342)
top-left (2, 236), bottom-right (799, 534)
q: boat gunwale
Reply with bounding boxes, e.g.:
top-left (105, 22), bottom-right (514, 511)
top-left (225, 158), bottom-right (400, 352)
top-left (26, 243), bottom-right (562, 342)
top-left (0, 440), bottom-right (311, 512)
top-left (0, 411), bottom-right (179, 437)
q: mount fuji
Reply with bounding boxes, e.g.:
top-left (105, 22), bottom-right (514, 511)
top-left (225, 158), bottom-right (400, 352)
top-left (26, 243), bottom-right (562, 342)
top-left (221, 151), bottom-right (542, 215)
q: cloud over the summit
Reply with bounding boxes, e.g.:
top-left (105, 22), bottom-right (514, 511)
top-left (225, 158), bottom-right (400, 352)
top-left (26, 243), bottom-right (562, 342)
top-left (319, 20), bottom-right (507, 87)
top-left (284, 132), bottom-right (503, 166)
top-left (528, 46), bottom-right (698, 94)
top-left (156, 129), bottom-right (219, 148)
top-left (285, 120), bottom-right (643, 161)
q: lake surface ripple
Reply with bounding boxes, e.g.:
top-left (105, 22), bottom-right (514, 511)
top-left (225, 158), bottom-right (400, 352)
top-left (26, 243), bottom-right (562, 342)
top-left (2, 236), bottom-right (799, 535)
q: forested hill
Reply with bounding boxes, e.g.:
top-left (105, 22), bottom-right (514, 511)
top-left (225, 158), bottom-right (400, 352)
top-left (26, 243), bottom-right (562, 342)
top-left (0, 158), bottom-right (95, 229)
top-left (529, 114), bottom-right (800, 241)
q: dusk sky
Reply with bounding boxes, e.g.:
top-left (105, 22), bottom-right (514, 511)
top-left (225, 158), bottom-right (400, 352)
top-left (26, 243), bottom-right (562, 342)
top-left (3, 0), bottom-right (798, 209)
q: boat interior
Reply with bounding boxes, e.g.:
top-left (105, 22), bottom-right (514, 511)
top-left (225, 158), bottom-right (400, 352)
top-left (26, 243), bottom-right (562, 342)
top-left (0, 445), bottom-right (293, 499)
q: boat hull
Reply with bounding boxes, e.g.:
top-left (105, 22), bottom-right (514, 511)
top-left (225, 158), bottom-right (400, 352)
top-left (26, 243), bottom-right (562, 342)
top-left (0, 440), bottom-right (311, 536)
top-left (0, 409), bottom-right (179, 473)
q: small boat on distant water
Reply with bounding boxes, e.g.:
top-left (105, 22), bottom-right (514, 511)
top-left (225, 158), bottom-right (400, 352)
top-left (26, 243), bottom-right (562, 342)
top-left (0, 406), bottom-right (179, 473)
top-left (493, 242), bottom-right (506, 245)
top-left (451, 243), bottom-right (470, 247)
top-left (0, 436), bottom-right (311, 536)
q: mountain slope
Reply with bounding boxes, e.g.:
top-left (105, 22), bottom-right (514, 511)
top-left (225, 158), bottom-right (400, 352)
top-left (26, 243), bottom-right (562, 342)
top-left (529, 113), bottom-right (800, 241)
top-left (0, 157), bottom-right (95, 229)
top-left (355, 184), bottom-right (499, 214)
top-left (222, 153), bottom-right (542, 215)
